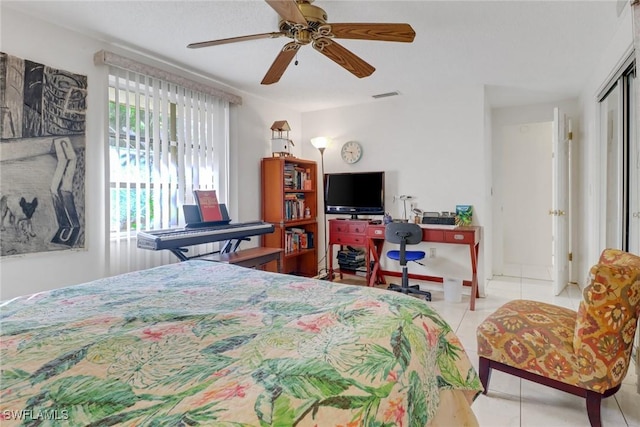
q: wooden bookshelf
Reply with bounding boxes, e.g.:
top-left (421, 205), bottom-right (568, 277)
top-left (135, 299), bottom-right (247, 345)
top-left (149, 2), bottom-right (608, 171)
top-left (261, 157), bottom-right (318, 277)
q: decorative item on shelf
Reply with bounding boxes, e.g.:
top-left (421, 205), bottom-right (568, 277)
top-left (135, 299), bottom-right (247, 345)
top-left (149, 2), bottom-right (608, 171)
top-left (455, 205), bottom-right (473, 226)
top-left (270, 120), bottom-right (295, 157)
top-left (383, 212), bottom-right (393, 224)
top-left (412, 208), bottom-right (424, 224)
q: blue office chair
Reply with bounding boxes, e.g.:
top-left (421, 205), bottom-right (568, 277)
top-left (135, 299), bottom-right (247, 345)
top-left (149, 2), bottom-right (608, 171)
top-left (385, 222), bottom-right (432, 300)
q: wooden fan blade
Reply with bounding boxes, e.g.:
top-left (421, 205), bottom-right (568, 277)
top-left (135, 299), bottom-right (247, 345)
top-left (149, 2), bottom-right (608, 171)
top-left (265, 0), bottom-right (307, 25)
top-left (261, 42), bottom-right (301, 85)
top-left (329, 23), bottom-right (416, 43)
top-left (188, 32), bottom-right (285, 49)
top-left (313, 38), bottom-right (375, 79)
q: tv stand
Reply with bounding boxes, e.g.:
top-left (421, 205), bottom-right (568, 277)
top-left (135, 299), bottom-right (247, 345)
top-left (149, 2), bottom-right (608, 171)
top-left (328, 219), bottom-right (385, 286)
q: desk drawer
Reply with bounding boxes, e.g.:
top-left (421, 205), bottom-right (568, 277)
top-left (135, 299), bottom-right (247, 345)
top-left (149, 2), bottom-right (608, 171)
top-left (443, 230), bottom-right (474, 244)
top-left (348, 223), bottom-right (367, 234)
top-left (332, 234), bottom-right (367, 245)
top-left (330, 221), bottom-right (368, 235)
top-left (330, 222), bottom-right (349, 234)
top-left (423, 229), bottom-right (444, 241)
top-left (367, 226), bottom-right (385, 238)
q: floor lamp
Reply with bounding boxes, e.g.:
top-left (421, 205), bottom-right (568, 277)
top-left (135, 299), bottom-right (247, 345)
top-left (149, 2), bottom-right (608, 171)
top-left (311, 136), bottom-right (331, 278)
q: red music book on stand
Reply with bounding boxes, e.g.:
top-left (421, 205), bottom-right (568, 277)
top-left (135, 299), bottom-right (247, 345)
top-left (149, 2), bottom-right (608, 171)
top-left (193, 190), bottom-right (223, 222)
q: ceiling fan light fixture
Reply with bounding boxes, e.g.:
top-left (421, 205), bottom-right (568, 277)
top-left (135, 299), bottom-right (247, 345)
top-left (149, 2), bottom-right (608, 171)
top-left (372, 91), bottom-right (400, 99)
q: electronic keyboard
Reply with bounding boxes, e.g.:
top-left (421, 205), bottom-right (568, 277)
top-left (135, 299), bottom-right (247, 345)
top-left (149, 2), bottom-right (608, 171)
top-left (136, 221), bottom-right (275, 260)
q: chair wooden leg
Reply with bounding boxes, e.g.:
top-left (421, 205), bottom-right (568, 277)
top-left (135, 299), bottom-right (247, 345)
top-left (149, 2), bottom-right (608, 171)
top-left (478, 356), bottom-right (615, 427)
top-left (478, 356), bottom-right (492, 394)
top-left (585, 390), bottom-right (602, 427)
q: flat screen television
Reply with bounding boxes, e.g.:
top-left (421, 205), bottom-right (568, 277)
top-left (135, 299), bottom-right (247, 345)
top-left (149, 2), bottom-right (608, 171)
top-left (324, 171), bottom-right (385, 218)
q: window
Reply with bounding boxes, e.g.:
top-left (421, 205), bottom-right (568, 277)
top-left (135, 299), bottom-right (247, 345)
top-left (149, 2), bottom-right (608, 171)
top-left (108, 67), bottom-right (229, 271)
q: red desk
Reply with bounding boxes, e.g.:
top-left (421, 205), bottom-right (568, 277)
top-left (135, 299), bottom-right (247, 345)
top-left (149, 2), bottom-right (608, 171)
top-left (328, 220), bottom-right (481, 310)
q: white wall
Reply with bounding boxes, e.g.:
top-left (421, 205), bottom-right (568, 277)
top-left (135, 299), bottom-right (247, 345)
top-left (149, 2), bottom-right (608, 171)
top-left (300, 86), bottom-right (489, 294)
top-left (0, 7), bottom-right (300, 299)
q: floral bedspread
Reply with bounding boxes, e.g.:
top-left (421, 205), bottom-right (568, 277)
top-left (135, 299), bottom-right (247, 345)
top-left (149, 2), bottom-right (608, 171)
top-left (1, 261), bottom-right (481, 426)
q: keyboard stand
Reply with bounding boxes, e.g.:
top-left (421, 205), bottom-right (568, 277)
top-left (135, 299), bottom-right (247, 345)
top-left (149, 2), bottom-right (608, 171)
top-left (170, 236), bottom-right (251, 262)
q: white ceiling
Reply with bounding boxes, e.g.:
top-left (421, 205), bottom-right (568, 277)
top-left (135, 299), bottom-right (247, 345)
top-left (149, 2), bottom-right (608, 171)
top-left (3, 0), bottom-right (626, 112)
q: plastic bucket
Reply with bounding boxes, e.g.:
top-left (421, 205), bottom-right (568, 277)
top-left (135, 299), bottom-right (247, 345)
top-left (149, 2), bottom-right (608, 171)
top-left (443, 278), bottom-right (463, 303)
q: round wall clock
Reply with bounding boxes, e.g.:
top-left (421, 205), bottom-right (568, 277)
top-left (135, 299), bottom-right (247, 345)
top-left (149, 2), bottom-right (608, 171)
top-left (340, 141), bottom-right (363, 164)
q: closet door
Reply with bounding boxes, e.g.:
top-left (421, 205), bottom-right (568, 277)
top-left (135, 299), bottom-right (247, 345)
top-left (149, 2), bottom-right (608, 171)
top-left (629, 70), bottom-right (639, 255)
top-left (598, 59), bottom-right (636, 254)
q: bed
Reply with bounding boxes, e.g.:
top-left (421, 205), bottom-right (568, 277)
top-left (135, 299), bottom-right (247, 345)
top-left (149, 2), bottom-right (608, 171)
top-left (1, 261), bottom-right (482, 426)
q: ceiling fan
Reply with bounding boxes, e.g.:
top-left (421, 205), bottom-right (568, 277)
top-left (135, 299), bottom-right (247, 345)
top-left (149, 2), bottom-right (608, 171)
top-left (187, 0), bottom-right (416, 85)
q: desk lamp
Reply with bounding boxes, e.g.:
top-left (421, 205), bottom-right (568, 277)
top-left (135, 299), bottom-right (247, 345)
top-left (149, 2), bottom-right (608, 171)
top-left (397, 195), bottom-right (415, 222)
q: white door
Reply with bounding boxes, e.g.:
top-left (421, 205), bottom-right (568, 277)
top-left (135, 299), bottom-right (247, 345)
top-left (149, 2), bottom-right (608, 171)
top-left (501, 123), bottom-right (553, 280)
top-left (552, 107), bottom-right (570, 295)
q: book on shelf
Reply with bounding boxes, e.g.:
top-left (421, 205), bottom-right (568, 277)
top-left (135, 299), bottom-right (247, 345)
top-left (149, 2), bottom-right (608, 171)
top-left (284, 193), bottom-right (306, 220)
top-left (284, 228), bottom-right (314, 253)
top-left (193, 189), bottom-right (223, 221)
top-left (304, 230), bottom-right (314, 249)
top-left (283, 164), bottom-right (311, 190)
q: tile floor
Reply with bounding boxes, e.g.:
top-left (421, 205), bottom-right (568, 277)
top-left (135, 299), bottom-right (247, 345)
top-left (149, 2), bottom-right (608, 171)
top-left (340, 274), bottom-right (640, 426)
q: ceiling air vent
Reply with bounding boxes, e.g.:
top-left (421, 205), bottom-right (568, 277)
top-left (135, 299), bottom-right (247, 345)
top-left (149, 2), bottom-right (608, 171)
top-left (372, 91), bottom-right (400, 99)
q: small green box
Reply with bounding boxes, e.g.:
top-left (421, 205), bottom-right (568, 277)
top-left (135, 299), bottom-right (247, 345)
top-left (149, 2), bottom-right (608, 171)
top-left (455, 205), bottom-right (473, 226)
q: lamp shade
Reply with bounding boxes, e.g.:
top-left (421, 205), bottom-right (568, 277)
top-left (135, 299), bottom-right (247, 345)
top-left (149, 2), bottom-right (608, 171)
top-left (311, 136), bottom-right (331, 150)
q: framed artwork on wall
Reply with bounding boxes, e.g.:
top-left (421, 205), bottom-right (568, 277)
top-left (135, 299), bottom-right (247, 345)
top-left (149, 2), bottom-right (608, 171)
top-left (0, 52), bottom-right (87, 257)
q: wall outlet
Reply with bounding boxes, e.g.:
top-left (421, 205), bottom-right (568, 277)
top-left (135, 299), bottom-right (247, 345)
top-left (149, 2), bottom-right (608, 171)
top-left (429, 248), bottom-right (436, 258)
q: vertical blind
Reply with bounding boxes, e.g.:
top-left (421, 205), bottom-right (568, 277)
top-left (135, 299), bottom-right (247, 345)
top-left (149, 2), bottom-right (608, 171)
top-left (108, 66), bottom-right (229, 274)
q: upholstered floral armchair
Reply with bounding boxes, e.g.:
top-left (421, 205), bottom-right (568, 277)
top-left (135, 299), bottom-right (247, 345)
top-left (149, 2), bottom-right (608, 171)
top-left (476, 249), bottom-right (640, 427)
